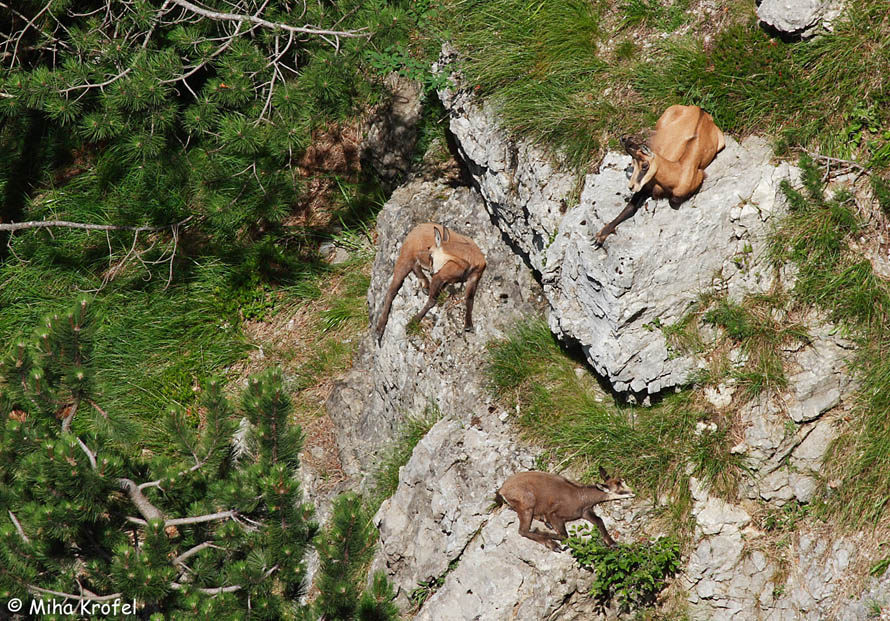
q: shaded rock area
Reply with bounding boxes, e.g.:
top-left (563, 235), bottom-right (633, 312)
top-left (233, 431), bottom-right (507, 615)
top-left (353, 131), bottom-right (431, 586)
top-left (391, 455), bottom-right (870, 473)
top-left (441, 74), bottom-right (796, 395)
top-left (327, 177), bottom-right (543, 479)
top-left (757, 0), bottom-right (846, 38)
top-left (361, 73), bottom-right (424, 187)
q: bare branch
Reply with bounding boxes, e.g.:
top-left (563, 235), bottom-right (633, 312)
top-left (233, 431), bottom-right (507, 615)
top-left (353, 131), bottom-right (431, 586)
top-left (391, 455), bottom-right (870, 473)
top-left (0, 216), bottom-right (192, 233)
top-left (60, 396), bottom-right (80, 432)
top-left (168, 0), bottom-right (369, 43)
top-left (127, 509), bottom-right (237, 528)
top-left (165, 510), bottom-right (237, 527)
top-left (138, 460), bottom-right (206, 491)
top-left (27, 584), bottom-right (123, 602)
top-left (8, 511), bottom-right (30, 543)
top-left (169, 582), bottom-right (242, 594)
top-left (118, 478), bottom-right (166, 523)
top-left (76, 436), bottom-right (98, 471)
top-left (173, 541), bottom-right (222, 568)
top-left (803, 149), bottom-right (868, 172)
top-left (169, 565), bottom-right (277, 594)
top-left (9, 0), bottom-right (54, 69)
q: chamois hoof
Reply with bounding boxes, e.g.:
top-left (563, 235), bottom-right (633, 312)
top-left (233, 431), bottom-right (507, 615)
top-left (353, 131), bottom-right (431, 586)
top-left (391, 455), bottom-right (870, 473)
top-left (545, 539), bottom-right (562, 552)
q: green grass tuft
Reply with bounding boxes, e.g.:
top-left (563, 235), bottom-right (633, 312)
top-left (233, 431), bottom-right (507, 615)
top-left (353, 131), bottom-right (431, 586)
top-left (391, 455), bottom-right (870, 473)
top-left (369, 404), bottom-right (444, 511)
top-left (771, 157), bottom-right (890, 527)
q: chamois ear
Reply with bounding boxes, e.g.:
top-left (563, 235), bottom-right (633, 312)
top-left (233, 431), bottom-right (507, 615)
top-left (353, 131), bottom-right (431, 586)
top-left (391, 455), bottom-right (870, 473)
top-left (441, 225), bottom-right (450, 242)
top-left (434, 226), bottom-right (443, 248)
top-left (640, 144), bottom-right (653, 158)
top-left (598, 466), bottom-right (608, 480)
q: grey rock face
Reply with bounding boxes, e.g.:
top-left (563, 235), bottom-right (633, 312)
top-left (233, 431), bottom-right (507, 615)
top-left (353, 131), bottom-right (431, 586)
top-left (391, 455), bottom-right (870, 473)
top-left (327, 178), bottom-right (542, 478)
top-left (724, 321), bottom-right (857, 505)
top-left (372, 417), bottom-right (642, 618)
top-left (757, 0), bottom-right (846, 37)
top-left (441, 79), bottom-right (794, 395)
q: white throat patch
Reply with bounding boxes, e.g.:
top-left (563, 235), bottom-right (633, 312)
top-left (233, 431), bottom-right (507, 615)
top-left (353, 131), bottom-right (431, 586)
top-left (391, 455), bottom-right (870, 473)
top-left (429, 246), bottom-right (452, 274)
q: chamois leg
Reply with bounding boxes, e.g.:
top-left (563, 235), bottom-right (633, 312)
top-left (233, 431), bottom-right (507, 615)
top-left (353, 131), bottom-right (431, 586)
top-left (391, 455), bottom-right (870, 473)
top-left (411, 262), bottom-right (464, 325)
top-left (584, 507), bottom-right (617, 548)
top-left (594, 191), bottom-right (649, 245)
top-left (412, 261), bottom-right (430, 292)
top-left (376, 265), bottom-right (412, 340)
top-left (549, 516), bottom-right (569, 540)
top-left (462, 269), bottom-right (484, 333)
top-left (517, 509), bottom-right (561, 551)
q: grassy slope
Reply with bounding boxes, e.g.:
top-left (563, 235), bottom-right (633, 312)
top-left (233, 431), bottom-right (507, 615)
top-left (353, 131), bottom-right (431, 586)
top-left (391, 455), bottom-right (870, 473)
top-left (440, 0), bottom-right (890, 170)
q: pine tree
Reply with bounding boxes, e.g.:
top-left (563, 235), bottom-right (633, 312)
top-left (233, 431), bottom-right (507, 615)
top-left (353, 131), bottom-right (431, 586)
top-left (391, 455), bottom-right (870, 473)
top-left (314, 493), bottom-right (400, 621)
top-left (0, 298), bottom-right (320, 617)
top-left (0, 0), bottom-right (412, 254)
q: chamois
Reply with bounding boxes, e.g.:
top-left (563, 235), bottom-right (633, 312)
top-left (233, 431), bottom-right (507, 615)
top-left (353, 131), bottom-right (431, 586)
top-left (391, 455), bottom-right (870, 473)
top-left (375, 223), bottom-right (486, 341)
top-left (595, 104), bottom-right (725, 243)
top-left (495, 468), bottom-right (633, 551)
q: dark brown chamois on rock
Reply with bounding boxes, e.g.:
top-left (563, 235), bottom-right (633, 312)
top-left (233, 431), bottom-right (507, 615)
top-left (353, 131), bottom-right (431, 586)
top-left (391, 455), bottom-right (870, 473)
top-left (495, 467), bottom-right (633, 550)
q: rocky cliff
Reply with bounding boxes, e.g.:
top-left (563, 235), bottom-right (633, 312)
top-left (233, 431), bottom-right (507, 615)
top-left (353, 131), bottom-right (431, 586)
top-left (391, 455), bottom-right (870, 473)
top-left (322, 56), bottom-right (889, 621)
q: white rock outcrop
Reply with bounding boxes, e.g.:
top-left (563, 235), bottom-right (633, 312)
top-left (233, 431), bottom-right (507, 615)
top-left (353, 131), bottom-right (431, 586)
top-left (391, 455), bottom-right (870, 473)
top-left (757, 0), bottom-right (846, 38)
top-left (441, 74), bottom-right (795, 395)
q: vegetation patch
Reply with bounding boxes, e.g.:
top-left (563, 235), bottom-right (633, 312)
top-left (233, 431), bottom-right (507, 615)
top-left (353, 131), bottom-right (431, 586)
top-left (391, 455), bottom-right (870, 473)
top-left (313, 492), bottom-right (400, 621)
top-left (439, 0), bottom-right (890, 170)
top-left (567, 526), bottom-right (682, 612)
top-left (771, 157), bottom-right (890, 527)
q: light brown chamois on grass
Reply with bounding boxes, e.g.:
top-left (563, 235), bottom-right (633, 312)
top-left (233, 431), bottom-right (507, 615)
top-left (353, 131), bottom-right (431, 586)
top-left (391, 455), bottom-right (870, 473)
top-left (375, 223), bottom-right (486, 341)
top-left (595, 104), bottom-right (725, 243)
top-left (495, 468), bottom-right (634, 550)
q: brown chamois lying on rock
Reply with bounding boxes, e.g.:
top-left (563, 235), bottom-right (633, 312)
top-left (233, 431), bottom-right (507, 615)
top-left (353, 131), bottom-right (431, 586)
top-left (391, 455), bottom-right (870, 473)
top-left (495, 468), bottom-right (633, 551)
top-left (375, 223), bottom-right (486, 341)
top-left (595, 104), bottom-right (725, 243)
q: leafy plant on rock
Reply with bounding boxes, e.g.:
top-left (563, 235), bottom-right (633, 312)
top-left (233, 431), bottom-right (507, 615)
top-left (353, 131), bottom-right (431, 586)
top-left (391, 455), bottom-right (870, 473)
top-left (566, 526), bottom-right (681, 612)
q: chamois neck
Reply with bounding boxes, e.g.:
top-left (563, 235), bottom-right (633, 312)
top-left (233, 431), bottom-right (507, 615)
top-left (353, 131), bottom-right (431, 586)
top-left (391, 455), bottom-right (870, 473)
top-left (652, 152), bottom-right (694, 193)
top-left (577, 484), bottom-right (607, 505)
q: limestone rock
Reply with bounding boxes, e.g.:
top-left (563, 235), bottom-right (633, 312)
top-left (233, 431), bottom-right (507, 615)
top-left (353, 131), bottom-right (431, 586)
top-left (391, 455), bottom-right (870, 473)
top-left (757, 0), bottom-right (846, 38)
top-left (328, 178), bottom-right (542, 477)
top-left (441, 75), bottom-right (794, 394)
top-left (733, 321), bottom-right (856, 505)
top-left (372, 417), bottom-right (642, 618)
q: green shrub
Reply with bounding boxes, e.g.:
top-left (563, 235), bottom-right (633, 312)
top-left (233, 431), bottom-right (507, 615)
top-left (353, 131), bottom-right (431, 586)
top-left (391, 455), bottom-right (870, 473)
top-left (566, 527), bottom-right (682, 611)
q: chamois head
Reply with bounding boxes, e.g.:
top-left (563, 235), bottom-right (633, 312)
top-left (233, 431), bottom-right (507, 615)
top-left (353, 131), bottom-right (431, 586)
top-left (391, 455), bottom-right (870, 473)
top-left (429, 225), bottom-right (451, 274)
top-left (594, 466), bottom-right (634, 501)
top-left (621, 135), bottom-right (657, 193)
